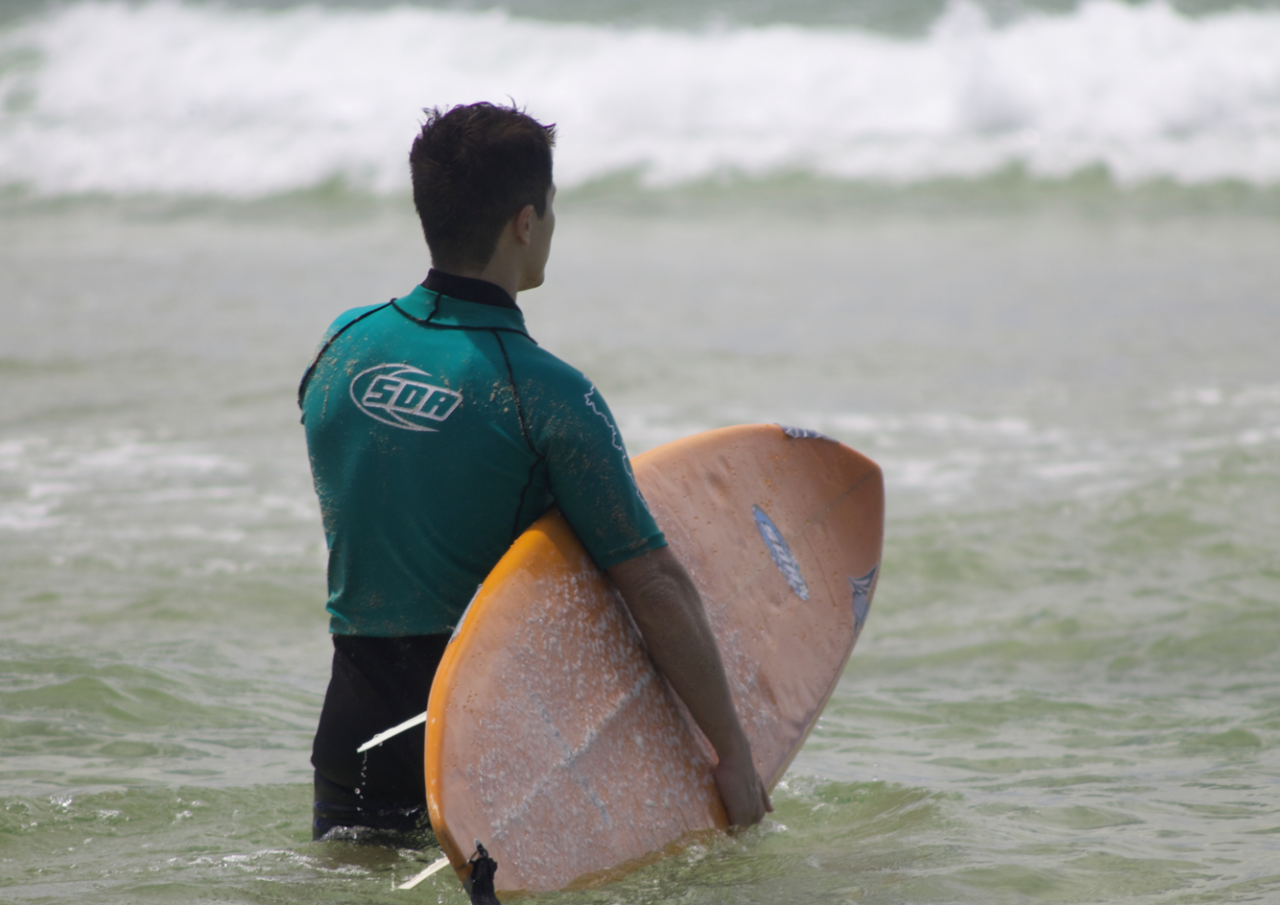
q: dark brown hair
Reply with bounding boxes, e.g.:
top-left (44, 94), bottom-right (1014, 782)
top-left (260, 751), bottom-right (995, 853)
top-left (409, 102), bottom-right (556, 271)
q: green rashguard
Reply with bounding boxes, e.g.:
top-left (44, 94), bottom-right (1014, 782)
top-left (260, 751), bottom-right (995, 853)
top-left (299, 272), bottom-right (666, 637)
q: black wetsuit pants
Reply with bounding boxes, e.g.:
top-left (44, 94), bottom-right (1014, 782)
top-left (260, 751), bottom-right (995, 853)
top-left (311, 633), bottom-right (451, 839)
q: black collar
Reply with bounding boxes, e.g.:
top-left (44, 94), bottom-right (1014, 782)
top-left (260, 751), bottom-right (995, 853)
top-left (423, 269), bottom-right (519, 311)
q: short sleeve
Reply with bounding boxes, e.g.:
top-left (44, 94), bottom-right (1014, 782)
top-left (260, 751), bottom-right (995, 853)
top-left (532, 374), bottom-right (666, 569)
top-left (322, 304), bottom-right (385, 345)
top-left (298, 303), bottom-right (389, 419)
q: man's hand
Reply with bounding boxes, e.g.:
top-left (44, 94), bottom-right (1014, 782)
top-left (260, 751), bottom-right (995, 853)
top-left (607, 546), bottom-right (773, 829)
top-left (713, 739), bottom-right (774, 828)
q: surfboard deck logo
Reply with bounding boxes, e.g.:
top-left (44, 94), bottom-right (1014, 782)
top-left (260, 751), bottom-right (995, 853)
top-left (850, 566), bottom-right (877, 631)
top-left (752, 504), bottom-right (809, 600)
top-left (777, 424), bottom-right (834, 441)
top-left (350, 363), bottom-right (461, 432)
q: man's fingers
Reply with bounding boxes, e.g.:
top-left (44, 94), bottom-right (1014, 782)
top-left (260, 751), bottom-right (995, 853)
top-left (712, 750), bottom-right (772, 827)
top-left (724, 774), bottom-right (769, 827)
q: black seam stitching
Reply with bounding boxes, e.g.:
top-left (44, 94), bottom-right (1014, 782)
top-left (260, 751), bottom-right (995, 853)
top-left (423, 289), bottom-right (442, 324)
top-left (493, 330), bottom-right (538, 455)
top-left (494, 329), bottom-right (543, 543)
top-left (390, 299), bottom-right (535, 342)
top-left (297, 301), bottom-right (392, 410)
top-left (510, 459), bottom-right (542, 545)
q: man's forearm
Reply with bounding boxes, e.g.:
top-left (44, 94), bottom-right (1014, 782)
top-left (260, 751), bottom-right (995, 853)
top-left (606, 546), bottom-right (770, 826)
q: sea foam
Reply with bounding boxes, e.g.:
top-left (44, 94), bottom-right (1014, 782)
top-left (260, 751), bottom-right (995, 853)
top-left (1, 0), bottom-right (1279, 196)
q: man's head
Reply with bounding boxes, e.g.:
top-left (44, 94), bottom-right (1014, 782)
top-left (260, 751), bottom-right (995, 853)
top-left (410, 103), bottom-right (556, 274)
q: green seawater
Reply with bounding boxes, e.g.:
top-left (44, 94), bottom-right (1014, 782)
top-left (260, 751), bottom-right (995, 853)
top-left (2, 184), bottom-right (1279, 903)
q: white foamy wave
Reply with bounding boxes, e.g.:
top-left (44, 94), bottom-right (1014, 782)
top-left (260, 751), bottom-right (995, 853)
top-left (2, 0), bottom-right (1279, 196)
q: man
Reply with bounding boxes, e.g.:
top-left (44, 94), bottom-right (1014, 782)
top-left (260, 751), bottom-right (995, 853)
top-left (299, 102), bottom-right (770, 841)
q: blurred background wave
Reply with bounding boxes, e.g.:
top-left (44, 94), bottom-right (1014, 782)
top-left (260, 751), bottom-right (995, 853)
top-left (2, 0), bottom-right (1280, 196)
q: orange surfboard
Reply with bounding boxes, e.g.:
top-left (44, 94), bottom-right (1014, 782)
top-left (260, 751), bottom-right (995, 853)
top-left (425, 424), bottom-right (883, 893)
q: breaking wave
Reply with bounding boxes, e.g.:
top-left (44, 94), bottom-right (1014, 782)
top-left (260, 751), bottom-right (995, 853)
top-left (2, 0), bottom-right (1279, 196)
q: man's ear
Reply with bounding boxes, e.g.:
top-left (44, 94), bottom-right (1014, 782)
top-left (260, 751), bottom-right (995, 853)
top-left (513, 203), bottom-right (536, 246)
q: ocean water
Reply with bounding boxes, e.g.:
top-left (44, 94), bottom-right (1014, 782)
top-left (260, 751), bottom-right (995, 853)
top-left (3, 1), bottom-right (1280, 903)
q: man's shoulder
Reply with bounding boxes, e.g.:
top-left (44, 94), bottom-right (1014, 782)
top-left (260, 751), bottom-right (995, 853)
top-left (505, 334), bottom-right (591, 391)
top-left (322, 302), bottom-right (391, 341)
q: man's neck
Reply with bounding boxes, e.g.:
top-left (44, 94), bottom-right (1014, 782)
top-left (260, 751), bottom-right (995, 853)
top-left (439, 260), bottom-right (519, 301)
top-left (423, 270), bottom-right (518, 310)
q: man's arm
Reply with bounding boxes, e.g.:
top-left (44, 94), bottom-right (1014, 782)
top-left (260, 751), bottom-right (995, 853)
top-left (606, 546), bottom-right (773, 828)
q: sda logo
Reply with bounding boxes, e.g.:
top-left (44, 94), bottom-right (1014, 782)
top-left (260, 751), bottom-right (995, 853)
top-left (849, 565), bottom-right (877, 632)
top-left (350, 363), bottom-right (462, 432)
top-left (752, 504), bottom-right (809, 601)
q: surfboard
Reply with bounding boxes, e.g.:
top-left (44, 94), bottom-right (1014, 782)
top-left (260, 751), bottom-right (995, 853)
top-left (424, 424), bottom-right (883, 893)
